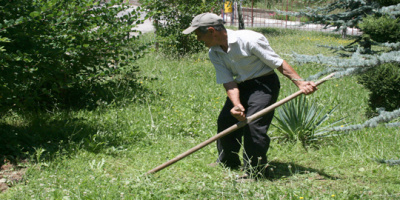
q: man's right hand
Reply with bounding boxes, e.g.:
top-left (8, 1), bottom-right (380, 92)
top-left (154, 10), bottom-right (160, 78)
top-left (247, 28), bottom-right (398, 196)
top-left (230, 104), bottom-right (246, 121)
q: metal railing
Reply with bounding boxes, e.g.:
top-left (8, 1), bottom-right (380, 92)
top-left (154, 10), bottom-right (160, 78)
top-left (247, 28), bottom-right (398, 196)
top-left (221, 0), bottom-right (362, 36)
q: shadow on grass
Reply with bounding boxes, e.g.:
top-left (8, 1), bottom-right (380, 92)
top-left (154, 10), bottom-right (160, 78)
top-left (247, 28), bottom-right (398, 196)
top-left (0, 74), bottom-right (160, 168)
top-left (266, 161), bottom-right (339, 181)
top-left (0, 116), bottom-right (99, 166)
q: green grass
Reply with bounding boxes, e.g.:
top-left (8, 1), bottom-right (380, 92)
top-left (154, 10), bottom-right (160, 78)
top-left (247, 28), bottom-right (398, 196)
top-left (1, 28), bottom-right (400, 199)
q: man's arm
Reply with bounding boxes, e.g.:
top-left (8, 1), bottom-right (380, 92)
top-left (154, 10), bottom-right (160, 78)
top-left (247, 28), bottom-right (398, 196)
top-left (277, 60), bottom-right (317, 95)
top-left (223, 81), bottom-right (246, 121)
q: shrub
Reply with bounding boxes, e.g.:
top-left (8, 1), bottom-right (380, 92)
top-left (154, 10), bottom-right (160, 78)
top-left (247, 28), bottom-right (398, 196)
top-left (142, 0), bottom-right (220, 57)
top-left (374, 0), bottom-right (400, 6)
top-left (358, 63), bottom-right (400, 116)
top-left (0, 0), bottom-right (147, 112)
top-left (359, 15), bottom-right (400, 43)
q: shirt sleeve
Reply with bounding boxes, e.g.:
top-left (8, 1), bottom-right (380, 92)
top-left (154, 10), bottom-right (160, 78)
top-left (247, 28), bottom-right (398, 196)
top-left (250, 36), bottom-right (283, 69)
top-left (209, 51), bottom-right (234, 84)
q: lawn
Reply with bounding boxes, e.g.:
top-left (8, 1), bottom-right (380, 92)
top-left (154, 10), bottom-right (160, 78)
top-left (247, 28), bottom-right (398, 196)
top-left (1, 28), bottom-right (399, 199)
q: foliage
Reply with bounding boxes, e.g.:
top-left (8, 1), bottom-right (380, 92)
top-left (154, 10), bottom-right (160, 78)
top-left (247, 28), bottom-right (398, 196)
top-left (0, 0), bottom-right (147, 112)
top-left (141, 0), bottom-right (220, 57)
top-left (1, 29), bottom-right (400, 199)
top-left (294, 0), bottom-right (377, 33)
top-left (326, 107), bottom-right (400, 132)
top-left (273, 95), bottom-right (343, 148)
top-left (359, 14), bottom-right (400, 43)
top-left (357, 63), bottom-right (400, 115)
top-left (375, 0), bottom-right (400, 6)
top-left (290, 1), bottom-right (400, 124)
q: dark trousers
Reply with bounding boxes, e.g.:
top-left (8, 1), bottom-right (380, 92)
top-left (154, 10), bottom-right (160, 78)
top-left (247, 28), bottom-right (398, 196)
top-left (216, 73), bottom-right (280, 173)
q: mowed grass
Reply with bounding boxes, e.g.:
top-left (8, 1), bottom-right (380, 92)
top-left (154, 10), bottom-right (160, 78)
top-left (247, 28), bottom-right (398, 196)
top-left (1, 28), bottom-right (399, 199)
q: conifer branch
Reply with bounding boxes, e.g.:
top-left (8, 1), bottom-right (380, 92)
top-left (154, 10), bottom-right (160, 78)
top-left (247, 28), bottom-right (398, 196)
top-left (377, 3), bottom-right (400, 16)
top-left (294, 50), bottom-right (400, 80)
top-left (326, 108), bottom-right (400, 132)
top-left (380, 42), bottom-right (400, 50)
top-left (376, 159), bottom-right (400, 165)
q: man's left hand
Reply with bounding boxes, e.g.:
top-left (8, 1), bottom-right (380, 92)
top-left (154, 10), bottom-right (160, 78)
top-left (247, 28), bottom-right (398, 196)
top-left (298, 81), bottom-right (317, 95)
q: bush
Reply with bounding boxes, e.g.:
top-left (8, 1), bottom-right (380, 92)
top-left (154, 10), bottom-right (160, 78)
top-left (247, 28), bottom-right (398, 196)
top-left (0, 0), bottom-right (147, 112)
top-left (358, 63), bottom-right (400, 116)
top-left (142, 0), bottom-right (220, 57)
top-left (359, 15), bottom-right (400, 43)
top-left (374, 0), bottom-right (400, 6)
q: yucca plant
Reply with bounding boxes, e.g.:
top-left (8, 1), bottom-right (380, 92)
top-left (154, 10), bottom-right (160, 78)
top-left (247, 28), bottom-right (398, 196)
top-left (273, 95), bottom-right (343, 148)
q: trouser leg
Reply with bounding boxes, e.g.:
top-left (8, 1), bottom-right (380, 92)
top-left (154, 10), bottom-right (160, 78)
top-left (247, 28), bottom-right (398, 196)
top-left (241, 74), bottom-right (280, 175)
top-left (216, 99), bottom-right (242, 169)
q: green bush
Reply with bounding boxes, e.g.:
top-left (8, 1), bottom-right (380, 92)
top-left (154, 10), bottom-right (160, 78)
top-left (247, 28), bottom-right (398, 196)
top-left (359, 15), bottom-right (400, 43)
top-left (358, 63), bottom-right (400, 116)
top-left (142, 0), bottom-right (220, 57)
top-left (374, 0), bottom-right (400, 6)
top-left (0, 0), bottom-right (147, 112)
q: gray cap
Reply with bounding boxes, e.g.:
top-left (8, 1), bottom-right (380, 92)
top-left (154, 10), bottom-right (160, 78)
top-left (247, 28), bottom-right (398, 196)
top-left (182, 13), bottom-right (223, 34)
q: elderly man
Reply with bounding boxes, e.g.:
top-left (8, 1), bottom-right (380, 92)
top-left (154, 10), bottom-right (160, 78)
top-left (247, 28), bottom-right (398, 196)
top-left (183, 13), bottom-right (317, 178)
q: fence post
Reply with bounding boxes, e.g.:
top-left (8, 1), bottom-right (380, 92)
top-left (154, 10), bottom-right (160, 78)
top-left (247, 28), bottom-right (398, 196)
top-left (251, 0), bottom-right (254, 27)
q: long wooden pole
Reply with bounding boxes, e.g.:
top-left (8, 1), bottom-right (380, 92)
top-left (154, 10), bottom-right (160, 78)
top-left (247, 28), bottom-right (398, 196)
top-left (146, 73), bottom-right (335, 175)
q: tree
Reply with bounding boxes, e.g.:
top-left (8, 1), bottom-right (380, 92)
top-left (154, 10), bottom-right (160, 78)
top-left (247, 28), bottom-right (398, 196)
top-left (141, 0), bottom-right (220, 57)
top-left (290, 0), bottom-right (400, 127)
top-left (0, 0), bottom-right (147, 112)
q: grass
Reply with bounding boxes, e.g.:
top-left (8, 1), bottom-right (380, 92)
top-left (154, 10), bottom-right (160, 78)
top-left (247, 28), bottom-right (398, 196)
top-left (1, 28), bottom-right (400, 199)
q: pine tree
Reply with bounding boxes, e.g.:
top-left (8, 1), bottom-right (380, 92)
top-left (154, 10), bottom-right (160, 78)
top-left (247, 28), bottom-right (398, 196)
top-left (288, 0), bottom-right (400, 130)
top-left (288, 0), bottom-right (400, 164)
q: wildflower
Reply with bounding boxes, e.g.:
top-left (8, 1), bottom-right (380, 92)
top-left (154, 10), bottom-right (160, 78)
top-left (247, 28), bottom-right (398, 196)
top-left (300, 197), bottom-right (304, 199)
top-left (332, 194), bottom-right (335, 197)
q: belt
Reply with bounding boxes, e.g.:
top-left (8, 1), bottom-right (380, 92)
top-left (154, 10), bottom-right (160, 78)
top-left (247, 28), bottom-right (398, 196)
top-left (238, 70), bottom-right (276, 88)
top-left (259, 70), bottom-right (275, 77)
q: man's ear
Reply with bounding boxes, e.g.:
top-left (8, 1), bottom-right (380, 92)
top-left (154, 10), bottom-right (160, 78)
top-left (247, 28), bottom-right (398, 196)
top-left (207, 27), bottom-right (215, 34)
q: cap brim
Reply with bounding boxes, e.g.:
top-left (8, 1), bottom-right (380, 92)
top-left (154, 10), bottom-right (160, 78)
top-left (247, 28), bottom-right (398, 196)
top-left (182, 26), bottom-right (197, 34)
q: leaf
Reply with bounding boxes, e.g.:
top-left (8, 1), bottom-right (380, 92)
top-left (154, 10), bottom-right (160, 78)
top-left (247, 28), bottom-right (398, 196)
top-left (29, 11), bottom-right (40, 18)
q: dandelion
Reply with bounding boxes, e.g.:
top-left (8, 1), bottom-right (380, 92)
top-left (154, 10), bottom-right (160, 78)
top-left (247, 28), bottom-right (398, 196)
top-left (332, 194), bottom-right (335, 197)
top-left (300, 197), bottom-right (304, 199)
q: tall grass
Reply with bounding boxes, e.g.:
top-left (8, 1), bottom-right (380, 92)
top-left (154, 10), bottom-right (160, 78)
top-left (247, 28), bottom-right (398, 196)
top-left (1, 29), bottom-right (399, 199)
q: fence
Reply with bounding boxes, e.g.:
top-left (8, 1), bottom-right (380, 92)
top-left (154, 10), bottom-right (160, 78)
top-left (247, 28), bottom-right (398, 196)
top-left (221, 0), bottom-right (362, 36)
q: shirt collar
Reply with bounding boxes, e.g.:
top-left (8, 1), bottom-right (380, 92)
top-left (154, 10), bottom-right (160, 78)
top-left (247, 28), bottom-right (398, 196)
top-left (210, 29), bottom-right (237, 53)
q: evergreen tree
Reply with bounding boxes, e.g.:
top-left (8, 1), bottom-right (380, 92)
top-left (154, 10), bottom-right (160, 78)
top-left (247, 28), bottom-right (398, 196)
top-left (289, 0), bottom-right (400, 127)
top-left (287, 0), bottom-right (400, 164)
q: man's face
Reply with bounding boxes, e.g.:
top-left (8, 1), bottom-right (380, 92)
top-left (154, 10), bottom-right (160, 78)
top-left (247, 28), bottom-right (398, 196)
top-left (194, 28), bottom-right (216, 48)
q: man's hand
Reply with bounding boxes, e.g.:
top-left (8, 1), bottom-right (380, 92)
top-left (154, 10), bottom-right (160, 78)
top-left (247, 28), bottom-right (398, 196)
top-left (297, 81), bottom-right (317, 95)
top-left (231, 104), bottom-right (246, 121)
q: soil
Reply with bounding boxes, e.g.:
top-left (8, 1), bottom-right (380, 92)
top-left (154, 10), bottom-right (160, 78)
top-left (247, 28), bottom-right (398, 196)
top-left (0, 160), bottom-right (27, 193)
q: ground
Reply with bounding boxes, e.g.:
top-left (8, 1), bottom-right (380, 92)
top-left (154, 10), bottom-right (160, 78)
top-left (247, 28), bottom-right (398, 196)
top-left (0, 160), bottom-right (27, 193)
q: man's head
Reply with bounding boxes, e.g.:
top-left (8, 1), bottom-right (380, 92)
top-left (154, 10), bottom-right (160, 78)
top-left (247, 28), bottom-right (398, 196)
top-left (182, 13), bottom-right (224, 35)
top-left (183, 13), bottom-right (227, 48)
